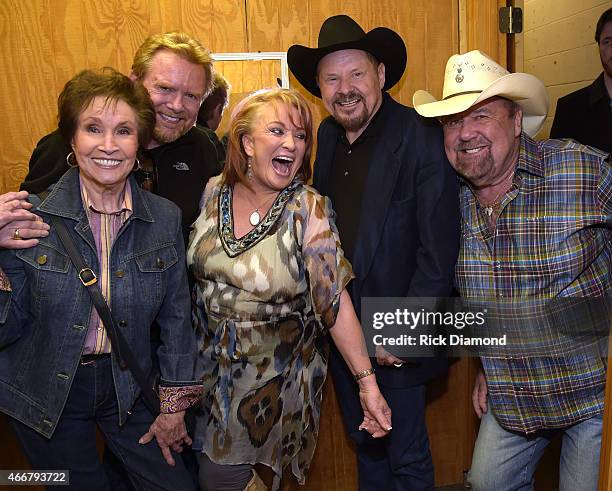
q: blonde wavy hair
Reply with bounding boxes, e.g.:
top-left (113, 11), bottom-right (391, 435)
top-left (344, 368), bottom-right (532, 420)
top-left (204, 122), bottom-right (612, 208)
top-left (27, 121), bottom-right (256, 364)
top-left (223, 88), bottom-right (314, 188)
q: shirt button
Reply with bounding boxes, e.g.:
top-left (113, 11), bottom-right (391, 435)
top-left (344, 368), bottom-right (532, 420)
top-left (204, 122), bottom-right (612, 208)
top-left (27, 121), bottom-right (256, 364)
top-left (119, 320), bottom-right (127, 327)
top-left (116, 269), bottom-right (125, 278)
top-left (156, 258), bottom-right (165, 269)
top-left (347, 149), bottom-right (352, 155)
top-left (37, 255), bottom-right (47, 265)
top-left (344, 171), bottom-right (349, 176)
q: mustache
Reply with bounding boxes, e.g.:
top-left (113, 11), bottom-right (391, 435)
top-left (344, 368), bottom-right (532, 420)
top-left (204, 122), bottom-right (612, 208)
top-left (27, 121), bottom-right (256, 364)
top-left (334, 91), bottom-right (364, 104)
top-left (456, 137), bottom-right (491, 151)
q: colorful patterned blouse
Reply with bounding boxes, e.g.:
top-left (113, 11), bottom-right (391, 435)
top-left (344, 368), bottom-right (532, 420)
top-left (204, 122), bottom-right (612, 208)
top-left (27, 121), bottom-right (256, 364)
top-left (187, 175), bottom-right (353, 487)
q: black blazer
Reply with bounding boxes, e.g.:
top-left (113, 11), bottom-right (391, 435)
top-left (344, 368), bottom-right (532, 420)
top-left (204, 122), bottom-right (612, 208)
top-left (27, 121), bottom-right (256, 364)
top-left (550, 73), bottom-right (611, 154)
top-left (313, 94), bottom-right (460, 388)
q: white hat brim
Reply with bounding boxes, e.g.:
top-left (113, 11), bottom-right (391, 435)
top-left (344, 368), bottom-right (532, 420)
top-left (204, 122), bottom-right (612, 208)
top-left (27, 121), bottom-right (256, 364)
top-left (413, 72), bottom-right (550, 137)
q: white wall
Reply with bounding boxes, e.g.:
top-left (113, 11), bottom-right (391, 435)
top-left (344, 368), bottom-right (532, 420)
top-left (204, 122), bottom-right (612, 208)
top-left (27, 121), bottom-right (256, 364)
top-left (522, 0), bottom-right (612, 137)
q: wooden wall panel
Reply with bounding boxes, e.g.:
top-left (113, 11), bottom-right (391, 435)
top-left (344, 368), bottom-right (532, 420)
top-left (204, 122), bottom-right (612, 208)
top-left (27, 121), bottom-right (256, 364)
top-left (0, 0), bottom-right (57, 191)
top-left (211, 0), bottom-right (247, 52)
top-left (460, 0), bottom-right (507, 65)
top-left (247, 0), bottom-right (282, 51)
top-left (149, 0), bottom-right (185, 33)
top-left (521, 0), bottom-right (612, 138)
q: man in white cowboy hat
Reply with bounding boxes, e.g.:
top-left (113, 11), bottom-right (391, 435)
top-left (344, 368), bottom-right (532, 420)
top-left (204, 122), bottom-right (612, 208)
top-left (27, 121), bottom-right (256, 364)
top-left (288, 15), bottom-right (460, 490)
top-left (414, 50), bottom-right (611, 490)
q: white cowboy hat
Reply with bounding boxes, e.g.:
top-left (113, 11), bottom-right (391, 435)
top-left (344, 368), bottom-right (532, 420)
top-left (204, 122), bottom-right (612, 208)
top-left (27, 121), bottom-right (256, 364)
top-left (413, 50), bottom-right (549, 137)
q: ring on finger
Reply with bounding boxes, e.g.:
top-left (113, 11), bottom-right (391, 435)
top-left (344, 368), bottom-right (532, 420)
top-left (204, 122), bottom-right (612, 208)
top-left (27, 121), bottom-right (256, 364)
top-left (12, 228), bottom-right (21, 240)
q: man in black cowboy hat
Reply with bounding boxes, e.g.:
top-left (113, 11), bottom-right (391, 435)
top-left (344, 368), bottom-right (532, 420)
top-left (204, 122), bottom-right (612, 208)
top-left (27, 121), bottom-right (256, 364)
top-left (288, 15), bottom-right (460, 490)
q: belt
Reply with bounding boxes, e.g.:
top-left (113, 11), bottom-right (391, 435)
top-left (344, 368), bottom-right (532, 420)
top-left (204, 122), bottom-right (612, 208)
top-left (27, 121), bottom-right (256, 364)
top-left (80, 353), bottom-right (111, 365)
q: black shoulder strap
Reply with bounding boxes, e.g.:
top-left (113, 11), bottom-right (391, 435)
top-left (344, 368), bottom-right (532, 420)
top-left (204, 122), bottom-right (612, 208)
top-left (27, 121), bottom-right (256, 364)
top-left (42, 193), bottom-right (160, 416)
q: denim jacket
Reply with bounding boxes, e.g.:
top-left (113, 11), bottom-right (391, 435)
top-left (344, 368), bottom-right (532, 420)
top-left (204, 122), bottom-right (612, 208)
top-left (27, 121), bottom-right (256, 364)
top-left (0, 168), bottom-right (198, 438)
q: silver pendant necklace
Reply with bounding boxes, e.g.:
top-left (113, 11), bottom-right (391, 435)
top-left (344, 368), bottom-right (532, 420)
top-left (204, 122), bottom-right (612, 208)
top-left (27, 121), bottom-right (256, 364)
top-left (249, 209), bottom-right (261, 226)
top-left (243, 190), bottom-right (276, 227)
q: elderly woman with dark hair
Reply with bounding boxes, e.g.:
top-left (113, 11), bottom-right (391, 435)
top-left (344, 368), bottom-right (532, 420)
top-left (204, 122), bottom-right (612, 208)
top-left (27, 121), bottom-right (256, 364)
top-left (188, 88), bottom-right (391, 491)
top-left (0, 68), bottom-right (200, 490)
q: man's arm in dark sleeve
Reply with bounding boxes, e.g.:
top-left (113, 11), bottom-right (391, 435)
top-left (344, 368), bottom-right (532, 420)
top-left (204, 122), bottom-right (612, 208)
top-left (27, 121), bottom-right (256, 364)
top-left (20, 129), bottom-right (71, 194)
top-left (409, 122), bottom-right (461, 297)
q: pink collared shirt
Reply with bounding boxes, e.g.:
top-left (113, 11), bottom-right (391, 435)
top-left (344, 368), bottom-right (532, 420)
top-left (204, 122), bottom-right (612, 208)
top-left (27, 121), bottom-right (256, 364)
top-left (80, 179), bottom-right (133, 355)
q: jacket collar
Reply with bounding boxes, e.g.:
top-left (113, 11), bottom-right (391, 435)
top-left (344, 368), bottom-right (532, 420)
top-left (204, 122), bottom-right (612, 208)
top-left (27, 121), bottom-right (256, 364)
top-left (587, 73), bottom-right (609, 106)
top-left (37, 167), bottom-right (154, 223)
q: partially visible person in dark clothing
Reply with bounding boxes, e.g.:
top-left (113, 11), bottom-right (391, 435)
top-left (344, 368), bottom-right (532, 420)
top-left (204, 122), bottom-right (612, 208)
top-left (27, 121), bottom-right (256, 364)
top-left (550, 7), bottom-right (611, 153)
top-left (196, 72), bottom-right (230, 164)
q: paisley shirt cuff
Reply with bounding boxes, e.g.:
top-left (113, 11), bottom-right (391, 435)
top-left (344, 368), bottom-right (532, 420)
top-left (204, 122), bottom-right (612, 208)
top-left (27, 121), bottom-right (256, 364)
top-left (158, 383), bottom-right (203, 414)
top-left (0, 268), bottom-right (11, 292)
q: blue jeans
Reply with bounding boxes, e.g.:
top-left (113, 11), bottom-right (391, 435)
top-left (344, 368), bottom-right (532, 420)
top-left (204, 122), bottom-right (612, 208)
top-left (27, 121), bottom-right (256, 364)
top-left (9, 356), bottom-right (196, 491)
top-left (468, 408), bottom-right (602, 491)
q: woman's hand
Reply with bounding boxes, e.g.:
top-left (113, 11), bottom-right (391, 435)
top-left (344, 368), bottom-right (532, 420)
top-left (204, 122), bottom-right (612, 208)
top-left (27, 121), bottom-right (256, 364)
top-left (0, 191), bottom-right (49, 249)
top-left (139, 411), bottom-right (192, 465)
top-left (357, 377), bottom-right (392, 438)
top-left (327, 291), bottom-right (392, 437)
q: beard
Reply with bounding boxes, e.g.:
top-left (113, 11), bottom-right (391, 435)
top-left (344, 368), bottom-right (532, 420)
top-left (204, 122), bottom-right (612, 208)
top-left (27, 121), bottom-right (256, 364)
top-left (451, 138), bottom-right (495, 185)
top-left (152, 124), bottom-right (188, 144)
top-left (331, 91), bottom-right (370, 133)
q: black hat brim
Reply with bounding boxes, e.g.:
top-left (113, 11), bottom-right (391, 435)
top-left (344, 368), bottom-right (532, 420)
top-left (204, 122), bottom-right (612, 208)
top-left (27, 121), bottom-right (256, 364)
top-left (287, 27), bottom-right (407, 98)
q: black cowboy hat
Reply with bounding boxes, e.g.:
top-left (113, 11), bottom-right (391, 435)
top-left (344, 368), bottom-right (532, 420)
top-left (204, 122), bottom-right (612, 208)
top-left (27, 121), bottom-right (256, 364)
top-left (287, 15), bottom-right (407, 97)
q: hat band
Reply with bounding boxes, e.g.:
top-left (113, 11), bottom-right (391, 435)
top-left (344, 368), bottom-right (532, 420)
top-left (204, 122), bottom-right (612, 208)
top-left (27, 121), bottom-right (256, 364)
top-left (443, 90), bottom-right (482, 100)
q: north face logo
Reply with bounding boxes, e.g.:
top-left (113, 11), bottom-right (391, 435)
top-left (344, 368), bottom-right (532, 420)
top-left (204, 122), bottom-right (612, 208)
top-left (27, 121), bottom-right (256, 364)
top-left (173, 162), bottom-right (190, 171)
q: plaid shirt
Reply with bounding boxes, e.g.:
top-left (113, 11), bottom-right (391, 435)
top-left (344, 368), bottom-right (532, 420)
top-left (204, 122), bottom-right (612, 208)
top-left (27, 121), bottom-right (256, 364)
top-left (456, 133), bottom-right (612, 433)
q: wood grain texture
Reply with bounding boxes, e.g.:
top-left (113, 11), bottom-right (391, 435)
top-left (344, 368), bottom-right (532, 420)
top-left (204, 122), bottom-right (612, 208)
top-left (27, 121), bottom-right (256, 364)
top-left (211, 0), bottom-right (247, 52)
top-left (463, 0), bottom-right (507, 65)
top-left (247, 0), bottom-right (281, 51)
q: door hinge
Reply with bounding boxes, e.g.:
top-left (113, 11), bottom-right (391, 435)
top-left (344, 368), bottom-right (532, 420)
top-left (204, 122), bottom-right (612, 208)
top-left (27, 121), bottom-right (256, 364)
top-left (499, 6), bottom-right (523, 34)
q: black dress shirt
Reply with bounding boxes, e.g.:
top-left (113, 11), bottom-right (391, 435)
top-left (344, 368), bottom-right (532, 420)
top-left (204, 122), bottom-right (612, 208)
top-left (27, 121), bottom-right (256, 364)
top-left (327, 97), bottom-right (388, 262)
